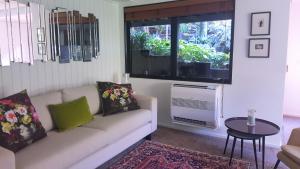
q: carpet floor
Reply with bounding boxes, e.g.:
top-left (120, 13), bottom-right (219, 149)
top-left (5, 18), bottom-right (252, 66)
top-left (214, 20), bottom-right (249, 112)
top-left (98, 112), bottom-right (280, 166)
top-left (109, 140), bottom-right (250, 169)
top-left (99, 127), bottom-right (288, 169)
top-left (152, 127), bottom-right (288, 169)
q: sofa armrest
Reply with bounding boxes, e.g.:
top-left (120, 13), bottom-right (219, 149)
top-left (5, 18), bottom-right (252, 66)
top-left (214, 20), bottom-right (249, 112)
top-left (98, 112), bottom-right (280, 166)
top-left (0, 146), bottom-right (15, 169)
top-left (134, 94), bottom-right (157, 132)
top-left (288, 128), bottom-right (300, 147)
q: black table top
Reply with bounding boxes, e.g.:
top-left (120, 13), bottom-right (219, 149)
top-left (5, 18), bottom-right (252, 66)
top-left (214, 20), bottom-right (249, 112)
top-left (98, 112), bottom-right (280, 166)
top-left (225, 117), bottom-right (280, 137)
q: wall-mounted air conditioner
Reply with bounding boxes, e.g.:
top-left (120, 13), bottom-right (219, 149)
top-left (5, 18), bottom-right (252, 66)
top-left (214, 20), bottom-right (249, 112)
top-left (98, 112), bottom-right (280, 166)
top-left (170, 84), bottom-right (222, 129)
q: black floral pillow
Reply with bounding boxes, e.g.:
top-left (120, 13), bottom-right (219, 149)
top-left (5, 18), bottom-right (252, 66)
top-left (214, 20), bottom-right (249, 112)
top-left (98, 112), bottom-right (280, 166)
top-left (97, 82), bottom-right (140, 116)
top-left (0, 90), bottom-right (47, 152)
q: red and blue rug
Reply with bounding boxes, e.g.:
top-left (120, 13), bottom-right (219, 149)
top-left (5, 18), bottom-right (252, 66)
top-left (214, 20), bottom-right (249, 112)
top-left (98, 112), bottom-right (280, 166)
top-left (109, 140), bottom-right (250, 169)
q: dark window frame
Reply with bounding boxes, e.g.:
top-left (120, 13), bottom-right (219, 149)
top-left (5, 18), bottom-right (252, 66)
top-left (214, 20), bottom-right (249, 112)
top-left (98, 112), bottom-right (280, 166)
top-left (125, 10), bottom-right (235, 84)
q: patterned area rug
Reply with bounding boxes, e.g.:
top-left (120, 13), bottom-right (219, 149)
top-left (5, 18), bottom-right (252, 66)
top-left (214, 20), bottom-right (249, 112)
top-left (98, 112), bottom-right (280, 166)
top-left (109, 140), bottom-right (250, 169)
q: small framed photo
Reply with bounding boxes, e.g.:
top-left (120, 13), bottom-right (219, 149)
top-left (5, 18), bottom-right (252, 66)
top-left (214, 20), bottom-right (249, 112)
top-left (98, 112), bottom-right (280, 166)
top-left (251, 12), bottom-right (271, 36)
top-left (37, 27), bottom-right (45, 42)
top-left (37, 43), bottom-right (46, 55)
top-left (248, 38), bottom-right (270, 58)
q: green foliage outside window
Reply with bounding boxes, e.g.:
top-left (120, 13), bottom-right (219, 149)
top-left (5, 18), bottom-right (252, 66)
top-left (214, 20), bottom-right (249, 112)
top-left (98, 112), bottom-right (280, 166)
top-left (146, 38), bottom-right (171, 56)
top-left (130, 21), bottom-right (231, 70)
top-left (178, 40), bottom-right (230, 69)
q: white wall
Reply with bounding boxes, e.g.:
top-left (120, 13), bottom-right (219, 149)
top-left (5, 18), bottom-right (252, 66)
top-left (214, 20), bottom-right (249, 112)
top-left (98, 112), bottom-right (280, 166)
top-left (120, 0), bottom-right (291, 146)
top-left (284, 0), bottom-right (300, 117)
top-left (0, 0), bottom-right (121, 97)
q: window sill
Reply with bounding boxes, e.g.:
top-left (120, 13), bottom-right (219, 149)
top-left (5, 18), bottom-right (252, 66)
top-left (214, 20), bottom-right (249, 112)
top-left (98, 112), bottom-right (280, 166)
top-left (129, 74), bottom-right (232, 84)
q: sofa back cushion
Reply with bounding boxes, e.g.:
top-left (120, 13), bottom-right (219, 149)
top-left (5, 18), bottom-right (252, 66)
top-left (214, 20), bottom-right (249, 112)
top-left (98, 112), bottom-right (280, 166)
top-left (30, 92), bottom-right (63, 132)
top-left (62, 85), bottom-right (100, 115)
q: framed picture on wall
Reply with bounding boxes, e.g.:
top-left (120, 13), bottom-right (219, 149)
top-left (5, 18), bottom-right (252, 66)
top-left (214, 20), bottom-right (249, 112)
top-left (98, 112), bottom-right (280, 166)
top-left (248, 38), bottom-right (270, 58)
top-left (251, 12), bottom-right (271, 36)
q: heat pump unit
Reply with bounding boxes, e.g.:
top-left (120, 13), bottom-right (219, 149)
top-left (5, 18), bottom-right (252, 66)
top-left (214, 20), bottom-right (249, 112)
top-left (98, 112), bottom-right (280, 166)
top-left (171, 84), bottom-right (222, 129)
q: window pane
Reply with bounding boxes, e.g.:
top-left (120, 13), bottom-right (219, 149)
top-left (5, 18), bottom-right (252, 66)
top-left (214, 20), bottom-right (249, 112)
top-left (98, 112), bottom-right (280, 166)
top-left (130, 24), bottom-right (171, 77)
top-left (177, 19), bottom-right (232, 81)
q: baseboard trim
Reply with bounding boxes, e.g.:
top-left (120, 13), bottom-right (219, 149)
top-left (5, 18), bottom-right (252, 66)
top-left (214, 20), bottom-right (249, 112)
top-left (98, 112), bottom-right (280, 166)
top-left (158, 122), bottom-right (281, 149)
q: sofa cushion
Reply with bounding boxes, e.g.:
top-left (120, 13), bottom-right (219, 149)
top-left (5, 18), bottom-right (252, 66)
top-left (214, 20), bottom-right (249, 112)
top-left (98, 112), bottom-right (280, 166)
top-left (83, 109), bottom-right (151, 141)
top-left (30, 92), bottom-right (63, 132)
top-left (48, 96), bottom-right (94, 132)
top-left (0, 90), bottom-right (47, 152)
top-left (282, 145), bottom-right (300, 164)
top-left (0, 146), bottom-right (15, 169)
top-left (16, 127), bottom-right (109, 169)
top-left (97, 82), bottom-right (140, 116)
top-left (62, 85), bottom-right (100, 115)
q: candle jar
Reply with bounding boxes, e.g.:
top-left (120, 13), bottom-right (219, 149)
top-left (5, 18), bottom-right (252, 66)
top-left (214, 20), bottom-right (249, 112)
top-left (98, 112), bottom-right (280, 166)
top-left (247, 109), bottom-right (256, 126)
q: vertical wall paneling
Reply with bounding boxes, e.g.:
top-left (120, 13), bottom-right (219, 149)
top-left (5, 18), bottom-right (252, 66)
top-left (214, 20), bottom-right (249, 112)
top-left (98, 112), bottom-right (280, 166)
top-left (0, 68), bottom-right (4, 97)
top-left (0, 0), bottom-right (121, 97)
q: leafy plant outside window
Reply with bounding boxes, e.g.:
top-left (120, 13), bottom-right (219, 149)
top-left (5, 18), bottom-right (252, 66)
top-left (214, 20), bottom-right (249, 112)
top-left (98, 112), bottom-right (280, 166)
top-left (130, 20), bottom-right (231, 70)
top-left (130, 33), bottom-right (229, 69)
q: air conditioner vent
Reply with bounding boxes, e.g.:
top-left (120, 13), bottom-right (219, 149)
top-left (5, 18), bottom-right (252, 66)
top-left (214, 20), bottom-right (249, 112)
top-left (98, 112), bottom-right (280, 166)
top-left (173, 116), bottom-right (215, 128)
top-left (172, 98), bottom-right (209, 110)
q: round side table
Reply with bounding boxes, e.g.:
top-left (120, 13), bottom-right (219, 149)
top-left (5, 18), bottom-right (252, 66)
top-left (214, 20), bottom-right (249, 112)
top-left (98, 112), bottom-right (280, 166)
top-left (224, 117), bottom-right (280, 169)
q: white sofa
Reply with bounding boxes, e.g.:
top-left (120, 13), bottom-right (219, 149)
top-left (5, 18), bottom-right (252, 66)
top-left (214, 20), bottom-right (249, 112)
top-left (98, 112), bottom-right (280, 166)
top-left (0, 85), bottom-right (157, 169)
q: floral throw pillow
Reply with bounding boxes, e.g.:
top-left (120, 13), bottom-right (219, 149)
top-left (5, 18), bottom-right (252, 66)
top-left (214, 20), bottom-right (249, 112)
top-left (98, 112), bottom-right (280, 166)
top-left (0, 90), bottom-right (47, 152)
top-left (97, 82), bottom-right (140, 116)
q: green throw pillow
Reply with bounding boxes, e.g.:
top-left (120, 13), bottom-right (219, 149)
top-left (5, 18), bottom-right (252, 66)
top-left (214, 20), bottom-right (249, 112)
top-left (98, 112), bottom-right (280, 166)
top-left (48, 96), bottom-right (94, 132)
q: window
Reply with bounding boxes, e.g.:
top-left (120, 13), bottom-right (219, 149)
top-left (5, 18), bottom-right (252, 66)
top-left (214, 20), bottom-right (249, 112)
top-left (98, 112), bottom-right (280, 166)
top-left (129, 22), bottom-right (171, 77)
top-left (125, 0), bottom-right (235, 84)
top-left (177, 14), bottom-right (232, 82)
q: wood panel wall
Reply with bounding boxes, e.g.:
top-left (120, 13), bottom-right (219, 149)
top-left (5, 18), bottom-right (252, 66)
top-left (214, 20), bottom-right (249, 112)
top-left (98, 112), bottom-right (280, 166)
top-left (0, 0), bottom-right (121, 97)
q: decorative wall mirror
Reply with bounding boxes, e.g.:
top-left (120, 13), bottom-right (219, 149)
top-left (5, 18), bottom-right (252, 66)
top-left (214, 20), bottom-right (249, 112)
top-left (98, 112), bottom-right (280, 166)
top-left (95, 18), bottom-right (100, 57)
top-left (73, 10), bottom-right (83, 61)
top-left (0, 0), bottom-right (46, 66)
top-left (91, 14), bottom-right (100, 59)
top-left (10, 0), bottom-right (22, 62)
top-left (50, 9), bottom-right (100, 63)
top-left (0, 0), bottom-right (34, 65)
top-left (0, 0), bottom-right (11, 66)
top-left (0, 0), bottom-right (100, 66)
top-left (82, 13), bottom-right (92, 62)
top-left (18, 1), bottom-right (31, 64)
top-left (54, 9), bottom-right (71, 63)
top-left (49, 8), bottom-right (58, 61)
top-left (30, 2), bottom-right (49, 61)
top-left (90, 14), bottom-right (100, 59)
